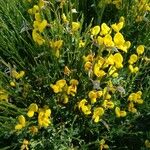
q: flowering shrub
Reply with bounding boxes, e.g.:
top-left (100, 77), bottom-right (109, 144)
top-left (0, 0), bottom-right (150, 149)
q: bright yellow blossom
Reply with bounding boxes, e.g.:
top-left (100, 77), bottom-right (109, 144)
top-left (100, 23), bottom-right (111, 36)
top-left (102, 100), bottom-right (114, 109)
top-left (128, 91), bottom-right (143, 104)
top-left (0, 89), bottom-right (8, 101)
top-left (128, 65), bottom-right (139, 73)
top-left (32, 29), bottom-right (45, 45)
top-left (27, 103), bottom-right (38, 117)
top-left (128, 102), bottom-right (137, 113)
top-left (15, 115), bottom-right (26, 130)
top-left (115, 107), bottom-right (127, 117)
top-left (111, 21), bottom-right (124, 32)
top-left (128, 54), bottom-right (138, 64)
top-left (12, 69), bottom-right (25, 79)
top-left (103, 34), bottom-right (114, 47)
top-left (136, 45), bottom-right (144, 55)
top-left (91, 25), bottom-right (100, 36)
top-left (92, 107), bottom-right (104, 123)
top-left (113, 53), bottom-right (123, 68)
top-left (78, 99), bottom-right (91, 115)
top-left (71, 22), bottom-right (80, 32)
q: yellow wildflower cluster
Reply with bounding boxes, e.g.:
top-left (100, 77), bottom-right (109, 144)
top-left (128, 45), bottom-right (144, 73)
top-left (133, 0), bottom-right (150, 22)
top-left (50, 79), bottom-right (79, 103)
top-left (21, 139), bottom-right (29, 150)
top-left (28, 0), bottom-right (47, 45)
top-left (107, 0), bottom-right (122, 9)
top-left (0, 88), bottom-right (9, 102)
top-left (128, 91), bottom-right (143, 113)
top-left (15, 103), bottom-right (52, 130)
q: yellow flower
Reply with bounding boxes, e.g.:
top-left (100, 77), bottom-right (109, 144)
top-left (103, 34), bottom-right (114, 47)
top-left (136, 45), bottom-right (144, 55)
top-left (50, 79), bottom-right (66, 93)
top-left (94, 64), bottom-right (106, 78)
top-left (79, 40), bottom-right (85, 48)
top-left (128, 65), bottom-right (139, 73)
top-left (63, 94), bottom-right (69, 104)
top-left (100, 23), bottom-right (111, 36)
top-left (28, 5), bottom-right (39, 14)
top-left (35, 13), bottom-right (41, 21)
top-left (115, 107), bottom-right (127, 117)
top-left (111, 21), bottom-right (124, 32)
top-left (92, 107), bottom-right (104, 123)
top-left (88, 90), bottom-right (97, 104)
top-left (128, 54), bottom-right (138, 64)
top-left (102, 100), bottom-right (114, 109)
top-left (100, 139), bottom-right (109, 150)
top-left (29, 126), bottom-right (38, 134)
top-left (15, 115), bottom-right (26, 130)
top-left (128, 91), bottom-right (143, 104)
top-left (62, 13), bottom-right (69, 23)
top-left (38, 0), bottom-right (45, 9)
top-left (0, 89), bottom-right (8, 101)
top-left (128, 102), bottom-right (137, 113)
top-left (38, 107), bottom-right (51, 128)
top-left (12, 69), bottom-right (25, 79)
top-left (113, 53), bottom-right (123, 68)
top-left (84, 61), bottom-right (92, 71)
top-left (50, 40), bottom-right (63, 57)
top-left (114, 32), bottom-right (130, 52)
top-left (64, 66), bottom-right (71, 76)
top-left (145, 140), bottom-right (150, 148)
top-left (21, 139), bottom-right (29, 150)
top-left (71, 22), bottom-right (80, 32)
top-left (97, 36), bottom-right (104, 45)
top-left (78, 99), bottom-right (91, 115)
top-left (32, 29), bottom-right (45, 45)
top-left (83, 54), bottom-right (94, 62)
top-left (91, 25), bottom-right (100, 36)
top-left (33, 20), bottom-right (47, 33)
top-left (27, 103), bottom-right (38, 117)
top-left (10, 81), bottom-right (16, 87)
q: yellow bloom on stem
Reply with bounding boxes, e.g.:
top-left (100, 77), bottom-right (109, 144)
top-left (83, 54), bottom-right (94, 62)
top-left (50, 79), bottom-right (66, 93)
top-left (111, 21), bottom-right (124, 32)
top-left (27, 103), bottom-right (38, 117)
top-left (136, 45), bottom-right (144, 55)
top-left (128, 102), bottom-right (137, 113)
top-left (128, 91), bottom-right (143, 104)
top-left (97, 36), bottom-right (104, 45)
top-left (113, 53), bottom-right (123, 68)
top-left (84, 61), bottom-right (92, 71)
top-left (21, 139), bottom-right (29, 150)
top-left (0, 89), bottom-right (8, 101)
top-left (10, 81), bottom-right (16, 87)
top-left (94, 64), bottom-right (106, 78)
top-left (102, 100), bottom-right (114, 109)
top-left (145, 140), bottom-right (150, 148)
top-left (114, 32), bottom-right (130, 52)
top-left (28, 5), bottom-right (39, 14)
top-left (128, 54), bottom-right (138, 64)
top-left (29, 126), bottom-right (38, 134)
top-left (33, 20), bottom-right (47, 33)
top-left (115, 107), bottom-right (127, 117)
top-left (62, 13), bottom-right (69, 23)
top-left (32, 29), bottom-right (45, 45)
top-left (88, 90), bottom-right (97, 104)
top-left (78, 99), bottom-right (91, 115)
top-left (12, 69), bottom-right (25, 79)
top-left (71, 22), bottom-right (80, 32)
top-left (91, 25), bottom-right (100, 36)
top-left (100, 23), bottom-right (111, 36)
top-left (79, 40), bottom-right (85, 48)
top-left (92, 107), bottom-right (104, 123)
top-left (38, 107), bottom-right (51, 128)
top-left (50, 40), bottom-right (63, 57)
top-left (103, 34), bottom-right (114, 47)
top-left (15, 115), bottom-right (26, 130)
top-left (64, 66), bottom-right (71, 76)
top-left (128, 65), bottom-right (139, 73)
top-left (100, 139), bottom-right (109, 150)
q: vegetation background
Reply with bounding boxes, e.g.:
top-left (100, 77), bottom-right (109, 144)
top-left (0, 0), bottom-right (150, 149)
